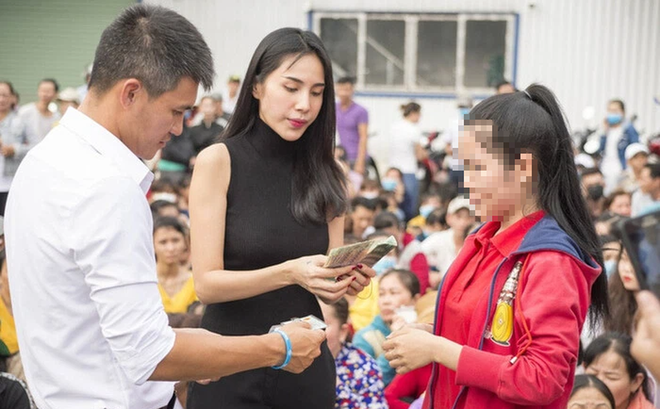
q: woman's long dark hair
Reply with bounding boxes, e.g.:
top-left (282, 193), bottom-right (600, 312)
top-left (604, 246), bottom-right (636, 335)
top-left (583, 333), bottom-right (651, 400)
top-left (222, 28), bottom-right (347, 225)
top-left (571, 375), bottom-right (616, 409)
top-left (467, 84), bottom-right (608, 324)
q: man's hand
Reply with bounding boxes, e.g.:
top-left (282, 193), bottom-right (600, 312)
top-left (277, 321), bottom-right (326, 374)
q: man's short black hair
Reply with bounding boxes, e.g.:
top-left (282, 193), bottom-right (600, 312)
top-left (336, 76), bottom-right (356, 85)
top-left (351, 196), bottom-right (377, 212)
top-left (609, 99), bottom-right (625, 113)
top-left (89, 4), bottom-right (215, 98)
top-left (580, 167), bottom-right (604, 180)
top-left (644, 163), bottom-right (660, 179)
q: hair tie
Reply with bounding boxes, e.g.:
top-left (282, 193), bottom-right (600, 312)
top-left (522, 90), bottom-right (532, 100)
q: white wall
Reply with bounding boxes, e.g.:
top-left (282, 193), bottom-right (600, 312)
top-left (148, 0), bottom-right (660, 168)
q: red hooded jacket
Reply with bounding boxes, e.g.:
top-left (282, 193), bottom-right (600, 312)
top-left (423, 215), bottom-right (601, 409)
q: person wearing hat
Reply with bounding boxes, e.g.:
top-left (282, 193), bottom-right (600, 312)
top-left (222, 75), bottom-right (241, 114)
top-left (56, 87), bottom-right (80, 117)
top-left (617, 142), bottom-right (649, 193)
top-left (421, 196), bottom-right (475, 289)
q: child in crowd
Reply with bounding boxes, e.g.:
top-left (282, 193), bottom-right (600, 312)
top-left (353, 269), bottom-right (421, 386)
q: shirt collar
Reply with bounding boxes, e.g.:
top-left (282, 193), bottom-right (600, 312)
top-left (490, 210), bottom-right (546, 256)
top-left (59, 108), bottom-right (154, 194)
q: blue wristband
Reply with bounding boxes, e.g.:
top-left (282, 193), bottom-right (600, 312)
top-left (271, 328), bottom-right (292, 370)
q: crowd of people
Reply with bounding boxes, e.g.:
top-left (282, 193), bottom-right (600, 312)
top-left (1, 3), bottom-right (660, 409)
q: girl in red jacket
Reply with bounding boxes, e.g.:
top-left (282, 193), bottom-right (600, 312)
top-left (382, 84), bottom-right (609, 409)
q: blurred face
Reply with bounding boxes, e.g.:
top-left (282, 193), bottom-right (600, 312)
top-left (320, 302), bottom-right (349, 359)
top-left (447, 208), bottom-right (475, 235)
top-left (199, 97), bottom-right (216, 119)
top-left (608, 194), bottom-right (631, 217)
top-left (118, 76), bottom-right (198, 159)
top-left (582, 173), bottom-right (606, 197)
top-left (38, 81), bottom-right (57, 104)
top-left (607, 102), bottom-right (624, 117)
top-left (0, 84), bottom-right (12, 113)
top-left (335, 82), bottom-right (354, 104)
top-left (585, 349), bottom-right (644, 409)
top-left (253, 53), bottom-right (325, 142)
top-left (628, 153), bottom-right (648, 173)
top-left (385, 169), bottom-right (403, 183)
top-left (227, 80), bottom-right (240, 96)
top-left (459, 123), bottom-right (532, 221)
top-left (617, 250), bottom-right (639, 291)
top-left (351, 205), bottom-right (374, 238)
top-left (638, 167), bottom-right (660, 195)
top-left (602, 241), bottom-right (621, 263)
top-left (154, 227), bottom-right (187, 266)
top-left (214, 100), bottom-right (224, 116)
top-left (568, 387), bottom-right (613, 409)
top-left (406, 111), bottom-right (421, 123)
top-left (378, 274), bottom-right (416, 325)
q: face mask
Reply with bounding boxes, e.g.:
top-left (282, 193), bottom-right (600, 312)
top-left (361, 192), bottom-right (378, 199)
top-left (381, 178), bottom-right (398, 191)
top-left (419, 204), bottom-right (436, 219)
top-left (606, 113), bottom-right (623, 126)
top-left (587, 185), bottom-right (604, 201)
top-left (459, 108), bottom-right (471, 119)
top-left (604, 260), bottom-right (617, 278)
top-left (373, 256), bottom-right (397, 275)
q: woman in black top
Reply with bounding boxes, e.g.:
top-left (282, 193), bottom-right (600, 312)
top-left (187, 28), bottom-right (376, 409)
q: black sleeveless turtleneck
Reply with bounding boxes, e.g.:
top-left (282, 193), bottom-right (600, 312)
top-left (189, 119), bottom-right (336, 409)
top-left (201, 118), bottom-right (330, 336)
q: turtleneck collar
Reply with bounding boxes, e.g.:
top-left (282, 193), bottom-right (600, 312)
top-left (247, 117), bottom-right (298, 161)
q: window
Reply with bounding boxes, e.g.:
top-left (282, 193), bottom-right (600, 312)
top-left (314, 12), bottom-right (516, 94)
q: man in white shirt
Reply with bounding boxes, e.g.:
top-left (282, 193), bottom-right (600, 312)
top-left (4, 5), bottom-right (327, 409)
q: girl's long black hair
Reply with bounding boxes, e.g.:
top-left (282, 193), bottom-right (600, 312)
top-left (221, 28), bottom-right (347, 225)
top-left (467, 84), bottom-right (608, 325)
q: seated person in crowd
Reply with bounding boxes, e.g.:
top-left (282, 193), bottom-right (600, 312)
top-left (348, 197), bottom-right (377, 239)
top-left (320, 298), bottom-right (387, 409)
top-left (345, 233), bottom-right (381, 333)
top-left (618, 143), bottom-right (649, 193)
top-left (374, 212), bottom-right (429, 294)
top-left (0, 251), bottom-right (23, 382)
top-left (421, 196), bottom-right (475, 288)
top-left (604, 189), bottom-right (632, 217)
top-left (406, 193), bottom-right (442, 231)
top-left (568, 374), bottom-right (616, 409)
top-left (583, 333), bottom-right (655, 409)
top-left (632, 163), bottom-right (660, 216)
top-left (153, 217), bottom-right (197, 314)
top-left (581, 168), bottom-right (607, 219)
top-left (353, 270), bottom-right (420, 386)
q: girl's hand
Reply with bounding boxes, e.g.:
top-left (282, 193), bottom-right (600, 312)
top-left (286, 255), bottom-right (355, 303)
top-left (383, 327), bottom-right (462, 374)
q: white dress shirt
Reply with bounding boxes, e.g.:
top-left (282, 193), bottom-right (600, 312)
top-left (5, 108), bottom-right (176, 409)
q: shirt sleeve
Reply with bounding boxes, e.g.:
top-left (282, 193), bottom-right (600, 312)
top-left (70, 176), bottom-right (176, 385)
top-left (454, 253), bottom-right (590, 405)
top-left (358, 107), bottom-right (369, 125)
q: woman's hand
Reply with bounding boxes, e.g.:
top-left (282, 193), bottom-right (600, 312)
top-left (286, 255), bottom-right (356, 303)
top-left (383, 327), bottom-right (462, 374)
top-left (345, 264), bottom-right (376, 296)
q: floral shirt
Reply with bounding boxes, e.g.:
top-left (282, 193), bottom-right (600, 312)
top-left (335, 343), bottom-right (388, 409)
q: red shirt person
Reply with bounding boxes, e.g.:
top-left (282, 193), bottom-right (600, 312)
top-left (382, 85), bottom-right (608, 409)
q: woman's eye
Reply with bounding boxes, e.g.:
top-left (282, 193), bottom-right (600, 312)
top-left (311, 91), bottom-right (323, 97)
top-left (284, 86), bottom-right (297, 93)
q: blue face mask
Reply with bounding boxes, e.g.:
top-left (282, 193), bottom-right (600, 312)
top-left (607, 113), bottom-right (623, 126)
top-left (459, 108), bottom-right (471, 120)
top-left (373, 256), bottom-right (397, 275)
top-left (604, 260), bottom-right (617, 278)
top-left (381, 178), bottom-right (398, 192)
top-left (419, 204), bottom-right (436, 219)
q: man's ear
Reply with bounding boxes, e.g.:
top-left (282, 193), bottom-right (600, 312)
top-left (119, 78), bottom-right (144, 109)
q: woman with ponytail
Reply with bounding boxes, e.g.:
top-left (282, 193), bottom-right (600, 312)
top-left (383, 84), bottom-right (608, 409)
